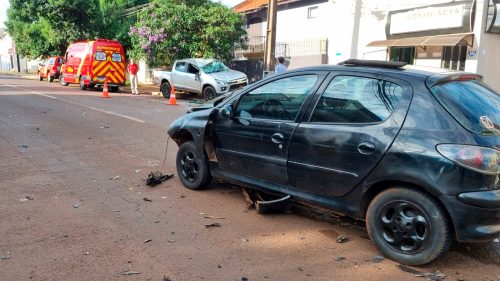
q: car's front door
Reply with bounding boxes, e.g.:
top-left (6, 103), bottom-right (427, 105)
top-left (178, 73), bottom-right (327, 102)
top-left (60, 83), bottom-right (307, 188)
top-left (287, 73), bottom-right (413, 197)
top-left (184, 63), bottom-right (202, 92)
top-left (213, 73), bottom-right (326, 186)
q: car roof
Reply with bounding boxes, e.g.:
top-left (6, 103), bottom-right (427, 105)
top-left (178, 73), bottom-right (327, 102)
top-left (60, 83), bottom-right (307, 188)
top-left (179, 58), bottom-right (215, 67)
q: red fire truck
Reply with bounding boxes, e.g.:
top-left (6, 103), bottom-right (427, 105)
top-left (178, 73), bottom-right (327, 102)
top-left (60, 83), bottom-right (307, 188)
top-left (59, 39), bottom-right (126, 92)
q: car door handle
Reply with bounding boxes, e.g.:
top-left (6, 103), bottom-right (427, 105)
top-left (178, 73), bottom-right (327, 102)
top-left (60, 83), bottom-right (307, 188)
top-left (271, 133), bottom-right (285, 144)
top-left (358, 142), bottom-right (375, 154)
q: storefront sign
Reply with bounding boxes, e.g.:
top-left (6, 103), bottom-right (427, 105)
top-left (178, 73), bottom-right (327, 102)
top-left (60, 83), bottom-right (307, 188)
top-left (486, 0), bottom-right (500, 33)
top-left (386, 1), bottom-right (475, 39)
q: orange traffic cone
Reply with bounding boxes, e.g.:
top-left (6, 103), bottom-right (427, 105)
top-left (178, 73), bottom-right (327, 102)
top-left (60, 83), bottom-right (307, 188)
top-left (101, 79), bottom-right (110, 98)
top-left (168, 83), bottom-right (177, 105)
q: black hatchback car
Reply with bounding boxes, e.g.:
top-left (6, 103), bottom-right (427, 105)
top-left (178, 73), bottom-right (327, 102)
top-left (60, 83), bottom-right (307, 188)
top-left (168, 59), bottom-right (500, 265)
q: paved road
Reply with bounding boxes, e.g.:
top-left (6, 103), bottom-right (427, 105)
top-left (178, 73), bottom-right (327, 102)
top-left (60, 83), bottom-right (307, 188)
top-left (0, 75), bottom-right (498, 281)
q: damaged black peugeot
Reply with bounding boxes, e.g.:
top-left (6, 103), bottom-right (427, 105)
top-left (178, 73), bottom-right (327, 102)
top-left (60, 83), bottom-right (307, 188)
top-left (167, 59), bottom-right (500, 266)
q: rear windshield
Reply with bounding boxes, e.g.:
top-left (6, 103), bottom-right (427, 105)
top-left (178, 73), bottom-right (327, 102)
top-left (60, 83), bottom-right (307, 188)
top-left (431, 80), bottom-right (500, 135)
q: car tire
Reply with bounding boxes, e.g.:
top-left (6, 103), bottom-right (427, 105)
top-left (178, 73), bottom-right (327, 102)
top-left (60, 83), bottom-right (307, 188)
top-left (48, 75), bottom-right (54, 83)
top-left (366, 188), bottom-right (451, 266)
top-left (161, 81), bottom-right (171, 99)
top-left (39, 73), bottom-right (43, 81)
top-left (59, 75), bottom-right (69, 86)
top-left (176, 141), bottom-right (211, 190)
top-left (79, 79), bottom-right (86, 90)
top-left (203, 86), bottom-right (216, 100)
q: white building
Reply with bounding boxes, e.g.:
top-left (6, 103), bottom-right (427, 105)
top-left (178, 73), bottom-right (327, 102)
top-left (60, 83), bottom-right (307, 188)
top-left (234, 0), bottom-right (500, 91)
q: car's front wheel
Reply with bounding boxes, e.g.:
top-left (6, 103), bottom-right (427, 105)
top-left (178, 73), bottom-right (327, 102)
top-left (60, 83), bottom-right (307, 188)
top-left (366, 188), bottom-right (451, 266)
top-left (203, 86), bottom-right (216, 100)
top-left (59, 75), bottom-right (69, 86)
top-left (38, 73), bottom-right (43, 81)
top-left (176, 141), bottom-right (211, 190)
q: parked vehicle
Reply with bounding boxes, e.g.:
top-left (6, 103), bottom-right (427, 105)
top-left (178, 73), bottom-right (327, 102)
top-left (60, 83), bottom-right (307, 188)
top-left (59, 39), bottom-right (126, 92)
top-left (38, 56), bottom-right (64, 82)
top-left (153, 58), bottom-right (248, 100)
top-left (168, 59), bottom-right (500, 266)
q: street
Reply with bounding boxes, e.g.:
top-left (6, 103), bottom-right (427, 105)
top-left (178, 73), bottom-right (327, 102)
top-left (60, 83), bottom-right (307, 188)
top-left (0, 75), bottom-right (498, 281)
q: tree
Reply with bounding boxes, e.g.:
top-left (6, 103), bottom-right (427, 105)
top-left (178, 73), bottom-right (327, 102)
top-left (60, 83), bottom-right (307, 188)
top-left (6, 0), bottom-right (147, 58)
top-left (129, 0), bottom-right (246, 67)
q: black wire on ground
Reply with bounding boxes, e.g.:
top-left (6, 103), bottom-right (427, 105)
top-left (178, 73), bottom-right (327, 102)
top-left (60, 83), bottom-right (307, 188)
top-left (161, 136), bottom-right (170, 169)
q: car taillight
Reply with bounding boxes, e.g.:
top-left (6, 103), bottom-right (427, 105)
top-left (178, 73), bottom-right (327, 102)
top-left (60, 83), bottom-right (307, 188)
top-left (436, 144), bottom-right (500, 175)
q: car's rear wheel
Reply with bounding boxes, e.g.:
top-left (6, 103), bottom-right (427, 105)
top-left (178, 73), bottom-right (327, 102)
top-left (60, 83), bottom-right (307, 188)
top-left (203, 86), bottom-right (216, 100)
top-left (79, 79), bottom-right (86, 90)
top-left (176, 141), bottom-right (211, 190)
top-left (366, 188), bottom-right (451, 266)
top-left (59, 75), bottom-right (68, 86)
top-left (161, 81), bottom-right (171, 99)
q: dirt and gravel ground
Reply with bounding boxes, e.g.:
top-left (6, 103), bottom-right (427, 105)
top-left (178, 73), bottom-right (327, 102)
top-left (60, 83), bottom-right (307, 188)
top-left (0, 74), bottom-right (498, 281)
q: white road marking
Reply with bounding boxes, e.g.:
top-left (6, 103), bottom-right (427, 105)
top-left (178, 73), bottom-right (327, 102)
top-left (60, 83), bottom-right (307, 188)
top-left (2, 83), bottom-right (145, 123)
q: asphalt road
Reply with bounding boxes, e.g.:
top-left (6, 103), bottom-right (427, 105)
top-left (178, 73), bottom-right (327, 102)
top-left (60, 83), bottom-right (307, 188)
top-left (0, 75), bottom-right (498, 281)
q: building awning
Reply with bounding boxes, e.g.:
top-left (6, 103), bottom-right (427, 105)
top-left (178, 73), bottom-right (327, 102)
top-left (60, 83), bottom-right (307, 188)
top-left (367, 33), bottom-right (473, 47)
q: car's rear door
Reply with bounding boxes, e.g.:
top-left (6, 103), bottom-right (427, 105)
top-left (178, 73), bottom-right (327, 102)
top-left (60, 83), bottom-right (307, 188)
top-left (287, 72), bottom-right (413, 197)
top-left (213, 72), bottom-right (327, 186)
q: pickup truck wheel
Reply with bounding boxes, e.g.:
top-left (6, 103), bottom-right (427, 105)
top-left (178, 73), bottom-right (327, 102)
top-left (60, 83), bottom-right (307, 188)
top-left (203, 86), bottom-right (216, 100)
top-left (176, 141), bottom-right (211, 190)
top-left (366, 188), bottom-right (451, 266)
top-left (161, 81), bottom-right (171, 99)
top-left (59, 75), bottom-right (69, 86)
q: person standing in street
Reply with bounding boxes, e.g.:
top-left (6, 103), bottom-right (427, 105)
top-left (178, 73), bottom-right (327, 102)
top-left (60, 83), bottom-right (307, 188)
top-left (127, 59), bottom-right (139, 95)
top-left (275, 56), bottom-right (287, 75)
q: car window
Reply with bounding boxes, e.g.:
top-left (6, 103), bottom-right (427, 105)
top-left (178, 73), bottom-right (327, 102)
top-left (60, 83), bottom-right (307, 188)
top-left (310, 76), bottom-right (403, 123)
top-left (57, 58), bottom-right (64, 64)
top-left (175, 62), bottom-right (187, 72)
top-left (96, 51), bottom-right (107, 61)
top-left (431, 80), bottom-right (500, 135)
top-left (235, 75), bottom-right (318, 121)
top-left (187, 63), bottom-right (199, 74)
top-left (48, 58), bottom-right (55, 65)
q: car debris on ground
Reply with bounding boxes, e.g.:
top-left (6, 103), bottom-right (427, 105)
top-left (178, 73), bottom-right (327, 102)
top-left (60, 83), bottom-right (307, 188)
top-left (145, 171), bottom-right (174, 186)
top-left (205, 223), bottom-right (221, 228)
top-left (396, 264), bottom-right (447, 281)
top-left (336, 234), bottom-right (349, 243)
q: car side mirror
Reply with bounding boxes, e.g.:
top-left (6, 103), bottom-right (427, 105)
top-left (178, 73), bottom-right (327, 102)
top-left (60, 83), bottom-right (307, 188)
top-left (220, 105), bottom-right (233, 118)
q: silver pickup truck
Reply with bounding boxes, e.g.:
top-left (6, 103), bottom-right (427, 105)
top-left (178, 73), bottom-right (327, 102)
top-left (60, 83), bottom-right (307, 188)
top-left (152, 58), bottom-right (248, 100)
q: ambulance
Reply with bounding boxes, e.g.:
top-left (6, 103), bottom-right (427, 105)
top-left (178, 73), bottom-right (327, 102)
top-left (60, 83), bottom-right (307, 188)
top-left (59, 39), bottom-right (126, 92)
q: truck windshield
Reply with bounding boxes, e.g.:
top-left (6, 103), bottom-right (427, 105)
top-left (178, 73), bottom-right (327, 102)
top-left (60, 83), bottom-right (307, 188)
top-left (201, 60), bottom-right (229, 74)
top-left (431, 80), bottom-right (500, 135)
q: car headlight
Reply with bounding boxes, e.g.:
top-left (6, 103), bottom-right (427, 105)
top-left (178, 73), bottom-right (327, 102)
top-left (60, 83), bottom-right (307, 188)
top-left (215, 79), bottom-right (228, 85)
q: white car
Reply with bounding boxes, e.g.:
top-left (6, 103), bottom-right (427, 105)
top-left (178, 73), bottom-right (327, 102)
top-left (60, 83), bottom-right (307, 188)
top-left (153, 58), bottom-right (248, 100)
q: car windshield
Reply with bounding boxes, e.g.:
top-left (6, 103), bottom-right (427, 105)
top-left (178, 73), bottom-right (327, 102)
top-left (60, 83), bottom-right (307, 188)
top-left (431, 80), bottom-right (500, 135)
top-left (201, 60), bottom-right (229, 74)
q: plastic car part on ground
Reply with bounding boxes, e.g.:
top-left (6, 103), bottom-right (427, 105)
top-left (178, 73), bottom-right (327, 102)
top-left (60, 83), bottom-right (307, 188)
top-left (145, 171), bottom-right (174, 186)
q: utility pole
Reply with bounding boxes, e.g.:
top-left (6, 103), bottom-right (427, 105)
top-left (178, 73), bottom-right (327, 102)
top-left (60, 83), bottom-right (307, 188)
top-left (263, 0), bottom-right (277, 78)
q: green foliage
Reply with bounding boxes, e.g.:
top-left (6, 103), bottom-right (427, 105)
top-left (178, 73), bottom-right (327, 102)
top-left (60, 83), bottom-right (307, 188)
top-left (6, 0), bottom-right (147, 58)
top-left (129, 0), bottom-right (246, 67)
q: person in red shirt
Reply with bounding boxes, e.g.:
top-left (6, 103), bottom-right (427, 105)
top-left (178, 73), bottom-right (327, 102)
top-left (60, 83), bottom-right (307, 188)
top-left (127, 59), bottom-right (139, 95)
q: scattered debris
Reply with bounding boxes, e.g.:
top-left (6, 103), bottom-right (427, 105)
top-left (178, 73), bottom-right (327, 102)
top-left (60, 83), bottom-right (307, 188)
top-left (0, 255), bottom-right (11, 260)
top-left (145, 171), bottom-right (174, 186)
top-left (143, 197), bottom-right (152, 202)
top-left (121, 270), bottom-right (141, 276)
top-left (135, 169), bottom-right (141, 173)
top-left (198, 212), bottom-right (205, 215)
top-left (334, 256), bottom-right (346, 261)
top-left (161, 196), bottom-right (167, 199)
top-left (372, 255), bottom-right (384, 263)
top-left (73, 204), bottom-right (79, 208)
top-left (24, 195), bottom-right (34, 200)
top-left (241, 238), bottom-right (249, 242)
top-left (163, 276), bottom-right (172, 281)
top-left (298, 267), bottom-right (303, 271)
top-left (242, 278), bottom-right (248, 281)
top-left (144, 239), bottom-right (152, 243)
top-left (18, 145), bottom-right (28, 148)
top-left (204, 215), bottom-right (226, 219)
top-left (19, 198), bottom-right (29, 202)
top-left (205, 223), bottom-right (221, 228)
top-left (396, 264), bottom-right (447, 281)
top-left (100, 125), bottom-right (109, 129)
top-left (167, 239), bottom-right (175, 243)
top-left (85, 252), bottom-right (90, 255)
top-left (180, 194), bottom-right (186, 198)
top-left (336, 234), bottom-right (349, 243)
top-left (110, 175), bottom-right (120, 180)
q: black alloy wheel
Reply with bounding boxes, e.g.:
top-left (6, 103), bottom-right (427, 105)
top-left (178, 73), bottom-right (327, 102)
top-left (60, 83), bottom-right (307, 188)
top-left (366, 188), bottom-right (450, 266)
top-left (176, 141), bottom-right (211, 190)
top-left (203, 86), bottom-right (216, 100)
top-left (161, 81), bottom-right (171, 99)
